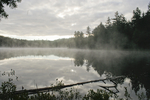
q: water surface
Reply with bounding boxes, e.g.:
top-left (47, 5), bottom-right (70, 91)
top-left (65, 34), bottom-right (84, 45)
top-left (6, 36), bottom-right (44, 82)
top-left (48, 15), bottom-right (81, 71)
top-left (0, 48), bottom-right (150, 99)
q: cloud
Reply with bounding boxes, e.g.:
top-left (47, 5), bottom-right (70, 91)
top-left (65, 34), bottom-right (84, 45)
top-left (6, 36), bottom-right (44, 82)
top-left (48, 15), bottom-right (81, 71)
top-left (0, 0), bottom-right (149, 38)
top-left (0, 55), bottom-right (100, 90)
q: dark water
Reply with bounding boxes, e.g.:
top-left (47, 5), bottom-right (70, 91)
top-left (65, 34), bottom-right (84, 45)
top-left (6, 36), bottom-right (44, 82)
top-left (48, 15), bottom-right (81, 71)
top-left (0, 48), bottom-right (150, 99)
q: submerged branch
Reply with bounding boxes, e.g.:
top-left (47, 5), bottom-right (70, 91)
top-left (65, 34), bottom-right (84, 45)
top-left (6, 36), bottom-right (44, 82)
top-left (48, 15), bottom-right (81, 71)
top-left (12, 76), bottom-right (124, 95)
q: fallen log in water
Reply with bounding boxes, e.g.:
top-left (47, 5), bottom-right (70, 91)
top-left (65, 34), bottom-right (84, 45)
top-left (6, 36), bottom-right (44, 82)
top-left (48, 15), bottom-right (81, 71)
top-left (13, 76), bottom-right (124, 95)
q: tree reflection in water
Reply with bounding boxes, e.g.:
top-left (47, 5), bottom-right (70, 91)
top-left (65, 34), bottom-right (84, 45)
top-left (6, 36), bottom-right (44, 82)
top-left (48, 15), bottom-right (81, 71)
top-left (74, 51), bottom-right (150, 99)
top-left (0, 48), bottom-right (150, 99)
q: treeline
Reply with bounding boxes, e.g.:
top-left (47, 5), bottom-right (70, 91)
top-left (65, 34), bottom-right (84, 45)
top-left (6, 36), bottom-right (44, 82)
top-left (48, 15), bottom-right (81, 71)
top-left (74, 4), bottom-right (150, 49)
top-left (0, 35), bottom-right (76, 48)
top-left (0, 4), bottom-right (150, 49)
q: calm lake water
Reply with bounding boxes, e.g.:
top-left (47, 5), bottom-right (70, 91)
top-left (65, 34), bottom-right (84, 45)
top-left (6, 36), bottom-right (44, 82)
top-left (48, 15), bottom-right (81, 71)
top-left (0, 48), bottom-right (150, 99)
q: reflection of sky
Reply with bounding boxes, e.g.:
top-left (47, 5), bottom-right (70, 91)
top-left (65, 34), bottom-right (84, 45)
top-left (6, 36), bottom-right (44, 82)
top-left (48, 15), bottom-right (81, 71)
top-left (0, 56), bottom-right (100, 93)
top-left (9, 55), bottom-right (74, 60)
top-left (0, 49), bottom-right (147, 99)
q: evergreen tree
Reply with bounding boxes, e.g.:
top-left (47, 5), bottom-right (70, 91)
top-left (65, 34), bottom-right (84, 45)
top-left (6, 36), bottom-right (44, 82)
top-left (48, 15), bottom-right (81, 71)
top-left (86, 26), bottom-right (91, 36)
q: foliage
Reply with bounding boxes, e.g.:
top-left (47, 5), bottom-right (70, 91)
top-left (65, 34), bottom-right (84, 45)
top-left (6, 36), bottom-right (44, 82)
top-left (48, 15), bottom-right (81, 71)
top-left (137, 92), bottom-right (147, 100)
top-left (83, 89), bottom-right (111, 100)
top-left (0, 3), bottom-right (150, 49)
top-left (74, 31), bottom-right (85, 48)
top-left (73, 3), bottom-right (150, 49)
top-left (0, 79), bottom-right (148, 100)
top-left (28, 88), bottom-right (81, 100)
top-left (0, 80), bottom-right (81, 100)
top-left (0, 0), bottom-right (21, 20)
top-left (0, 36), bottom-right (76, 48)
top-left (73, 50), bottom-right (150, 99)
top-left (124, 87), bottom-right (132, 100)
top-left (0, 80), bottom-right (29, 100)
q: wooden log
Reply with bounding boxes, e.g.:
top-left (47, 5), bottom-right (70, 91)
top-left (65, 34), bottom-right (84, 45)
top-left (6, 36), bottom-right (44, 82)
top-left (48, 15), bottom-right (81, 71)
top-left (8, 76), bottom-right (125, 95)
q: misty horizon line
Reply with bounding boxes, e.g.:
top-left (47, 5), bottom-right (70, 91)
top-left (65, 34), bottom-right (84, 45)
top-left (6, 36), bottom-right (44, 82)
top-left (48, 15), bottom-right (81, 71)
top-left (0, 34), bottom-right (74, 41)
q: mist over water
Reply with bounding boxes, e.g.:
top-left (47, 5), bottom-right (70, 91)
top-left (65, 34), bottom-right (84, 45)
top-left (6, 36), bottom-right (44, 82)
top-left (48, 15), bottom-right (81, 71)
top-left (0, 48), bottom-right (150, 99)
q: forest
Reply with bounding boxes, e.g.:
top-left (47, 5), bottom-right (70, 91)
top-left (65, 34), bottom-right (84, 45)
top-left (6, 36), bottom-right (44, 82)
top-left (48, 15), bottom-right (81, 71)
top-left (0, 4), bottom-right (150, 49)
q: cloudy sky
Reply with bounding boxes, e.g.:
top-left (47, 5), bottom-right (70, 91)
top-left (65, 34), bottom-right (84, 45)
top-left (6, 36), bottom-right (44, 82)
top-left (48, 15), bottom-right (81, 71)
top-left (0, 0), bottom-right (149, 40)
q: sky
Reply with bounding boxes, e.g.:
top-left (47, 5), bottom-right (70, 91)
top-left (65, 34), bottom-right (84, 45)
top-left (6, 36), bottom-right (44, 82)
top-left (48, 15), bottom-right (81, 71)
top-left (0, 0), bottom-right (149, 41)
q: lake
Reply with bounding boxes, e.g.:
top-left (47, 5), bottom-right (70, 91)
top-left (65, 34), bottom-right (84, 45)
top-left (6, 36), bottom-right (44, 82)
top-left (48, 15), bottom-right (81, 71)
top-left (0, 48), bottom-right (150, 99)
